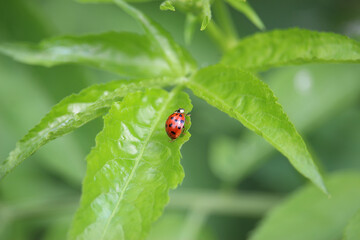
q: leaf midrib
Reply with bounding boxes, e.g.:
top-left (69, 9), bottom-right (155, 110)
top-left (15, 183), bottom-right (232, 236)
top-left (187, 80), bottom-right (299, 160)
top-left (187, 79), bottom-right (326, 193)
top-left (99, 90), bottom-right (177, 240)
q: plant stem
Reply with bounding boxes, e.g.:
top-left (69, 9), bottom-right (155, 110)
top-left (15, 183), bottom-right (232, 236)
top-left (169, 190), bottom-right (281, 216)
top-left (206, 22), bottom-right (237, 52)
top-left (213, 0), bottom-right (238, 41)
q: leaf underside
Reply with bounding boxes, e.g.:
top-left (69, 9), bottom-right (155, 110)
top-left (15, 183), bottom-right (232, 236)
top-left (187, 64), bottom-right (327, 193)
top-left (222, 28), bottom-right (360, 71)
top-left (69, 88), bottom-right (192, 240)
top-left (0, 78), bottom-right (175, 180)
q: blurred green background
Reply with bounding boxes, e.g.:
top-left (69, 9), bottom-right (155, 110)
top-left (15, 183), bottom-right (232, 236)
top-left (0, 0), bottom-right (359, 239)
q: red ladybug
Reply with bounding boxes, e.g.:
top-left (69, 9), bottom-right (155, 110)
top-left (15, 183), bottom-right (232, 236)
top-left (165, 108), bottom-right (190, 140)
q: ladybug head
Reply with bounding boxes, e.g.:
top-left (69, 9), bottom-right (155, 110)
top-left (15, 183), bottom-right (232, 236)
top-left (175, 108), bottom-right (185, 113)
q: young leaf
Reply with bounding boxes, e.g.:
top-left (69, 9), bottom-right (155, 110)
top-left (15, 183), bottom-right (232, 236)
top-left (0, 32), bottom-right (181, 79)
top-left (200, 0), bottom-right (212, 31)
top-left (343, 209), bottom-right (360, 240)
top-left (160, 0), bottom-right (175, 11)
top-left (224, 0), bottom-right (265, 30)
top-left (69, 88), bottom-right (192, 240)
top-left (250, 171), bottom-right (360, 240)
top-left (222, 28), bottom-right (360, 71)
top-left (187, 65), bottom-right (327, 194)
top-left (113, 0), bottom-right (197, 76)
top-left (0, 77), bottom-right (176, 180)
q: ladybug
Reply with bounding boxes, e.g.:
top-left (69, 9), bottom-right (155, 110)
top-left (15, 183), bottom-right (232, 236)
top-left (165, 108), bottom-right (190, 140)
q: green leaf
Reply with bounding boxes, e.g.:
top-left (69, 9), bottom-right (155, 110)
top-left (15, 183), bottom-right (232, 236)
top-left (200, 0), bottom-right (212, 31)
top-left (224, 0), bottom-right (265, 30)
top-left (0, 32), bottom-right (182, 79)
top-left (113, 0), bottom-right (197, 76)
top-left (0, 56), bottom-right (86, 185)
top-left (69, 88), bottom-right (192, 240)
top-left (222, 28), bottom-right (360, 71)
top-left (0, 77), bottom-right (176, 180)
top-left (209, 64), bottom-right (360, 184)
top-left (187, 64), bottom-right (327, 193)
top-left (250, 171), bottom-right (360, 240)
top-left (160, 0), bottom-right (175, 11)
top-left (343, 209), bottom-right (360, 240)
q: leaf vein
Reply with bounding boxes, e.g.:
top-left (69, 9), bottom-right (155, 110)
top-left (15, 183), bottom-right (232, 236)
top-left (99, 89), bottom-right (177, 239)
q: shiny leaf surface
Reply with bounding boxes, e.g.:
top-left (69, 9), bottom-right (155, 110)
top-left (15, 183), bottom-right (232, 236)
top-left (69, 88), bottom-right (192, 240)
top-left (222, 28), bottom-right (360, 71)
top-left (0, 77), bottom-right (176, 179)
top-left (209, 64), bottom-right (360, 184)
top-left (250, 172), bottom-right (360, 240)
top-left (187, 65), bottom-right (326, 193)
top-left (225, 0), bottom-right (265, 30)
top-left (0, 32), bottom-right (181, 79)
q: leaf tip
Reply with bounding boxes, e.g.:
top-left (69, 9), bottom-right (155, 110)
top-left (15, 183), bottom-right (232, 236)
top-left (160, 1), bottom-right (175, 11)
top-left (258, 23), bottom-right (266, 31)
top-left (315, 177), bottom-right (330, 196)
top-left (200, 17), bottom-right (210, 31)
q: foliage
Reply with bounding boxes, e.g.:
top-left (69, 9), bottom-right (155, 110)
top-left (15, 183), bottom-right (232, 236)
top-left (69, 89), bottom-right (192, 240)
top-left (222, 28), bottom-right (360, 71)
top-left (0, 0), bottom-right (359, 239)
top-left (0, 77), bottom-right (177, 179)
top-left (0, 32), bottom-right (185, 78)
top-left (188, 65), bottom-right (326, 192)
top-left (209, 63), bottom-right (360, 184)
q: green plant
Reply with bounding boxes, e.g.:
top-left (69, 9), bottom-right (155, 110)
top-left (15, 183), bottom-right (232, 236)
top-left (0, 0), bottom-right (360, 239)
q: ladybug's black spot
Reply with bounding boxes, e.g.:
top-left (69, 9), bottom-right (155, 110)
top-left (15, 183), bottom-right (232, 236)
top-left (171, 131), bottom-right (176, 135)
top-left (174, 119), bottom-right (178, 122)
top-left (169, 123), bottom-right (173, 127)
top-left (180, 120), bottom-right (185, 124)
top-left (171, 117), bottom-right (174, 119)
top-left (179, 114), bottom-right (183, 117)
top-left (178, 126), bottom-right (181, 129)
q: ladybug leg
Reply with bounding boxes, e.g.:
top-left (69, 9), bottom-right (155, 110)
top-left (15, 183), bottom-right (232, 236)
top-left (181, 126), bottom-right (188, 135)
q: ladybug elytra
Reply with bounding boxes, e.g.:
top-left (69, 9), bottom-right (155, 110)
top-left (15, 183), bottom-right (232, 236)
top-left (165, 108), bottom-right (190, 140)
